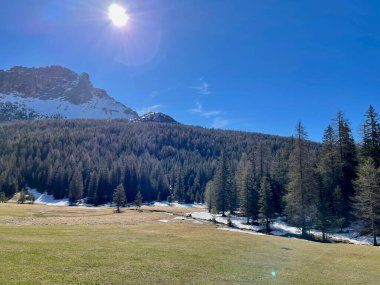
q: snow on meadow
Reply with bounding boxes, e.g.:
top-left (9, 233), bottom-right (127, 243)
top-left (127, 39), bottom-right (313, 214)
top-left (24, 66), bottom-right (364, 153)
top-left (27, 188), bottom-right (70, 206)
top-left (22, 189), bottom-right (378, 246)
top-left (152, 201), bottom-right (206, 208)
top-left (188, 211), bottom-right (378, 246)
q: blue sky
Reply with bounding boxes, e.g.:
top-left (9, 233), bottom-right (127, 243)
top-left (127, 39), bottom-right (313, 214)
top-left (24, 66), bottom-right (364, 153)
top-left (1, 0), bottom-right (380, 141)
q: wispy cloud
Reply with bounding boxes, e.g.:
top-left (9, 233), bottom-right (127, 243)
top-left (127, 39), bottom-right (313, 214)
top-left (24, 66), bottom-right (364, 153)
top-left (188, 101), bottom-right (221, 118)
top-left (188, 101), bottom-right (229, 129)
top-left (136, 104), bottom-right (163, 116)
top-left (192, 78), bottom-right (212, 95)
top-left (211, 117), bottom-right (230, 129)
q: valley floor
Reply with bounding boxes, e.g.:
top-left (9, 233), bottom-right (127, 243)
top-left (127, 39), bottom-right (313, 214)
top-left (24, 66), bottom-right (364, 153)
top-left (0, 203), bottom-right (379, 285)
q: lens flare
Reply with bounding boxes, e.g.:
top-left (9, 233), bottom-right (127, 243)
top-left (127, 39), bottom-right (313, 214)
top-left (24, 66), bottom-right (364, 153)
top-left (108, 3), bottom-right (129, 27)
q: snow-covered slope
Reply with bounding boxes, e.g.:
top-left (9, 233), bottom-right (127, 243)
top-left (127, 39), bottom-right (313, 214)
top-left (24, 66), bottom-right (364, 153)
top-left (134, 112), bottom-right (178, 123)
top-left (0, 66), bottom-right (138, 120)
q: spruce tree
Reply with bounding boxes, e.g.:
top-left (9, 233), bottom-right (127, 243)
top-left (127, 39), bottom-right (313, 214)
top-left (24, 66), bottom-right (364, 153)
top-left (361, 105), bottom-right (380, 168)
top-left (134, 191), bottom-right (143, 210)
top-left (285, 122), bottom-right (317, 236)
top-left (270, 148), bottom-right (289, 215)
top-left (69, 171), bottom-right (83, 205)
top-left (113, 183), bottom-right (126, 213)
top-left (336, 113), bottom-right (357, 221)
top-left (259, 176), bottom-right (274, 233)
top-left (213, 152), bottom-right (234, 216)
top-left (315, 124), bottom-right (339, 240)
top-left (354, 159), bottom-right (380, 246)
top-left (239, 154), bottom-right (259, 224)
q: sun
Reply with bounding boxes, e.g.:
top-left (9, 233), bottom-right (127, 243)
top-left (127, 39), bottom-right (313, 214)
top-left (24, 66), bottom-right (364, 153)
top-left (108, 3), bottom-right (129, 27)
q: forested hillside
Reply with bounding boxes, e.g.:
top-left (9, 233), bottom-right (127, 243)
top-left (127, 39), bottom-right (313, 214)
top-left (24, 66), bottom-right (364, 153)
top-left (0, 119), bottom-right (300, 205)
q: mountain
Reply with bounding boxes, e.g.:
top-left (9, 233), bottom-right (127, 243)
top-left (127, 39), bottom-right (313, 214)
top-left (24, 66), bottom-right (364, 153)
top-left (135, 112), bottom-right (178, 124)
top-left (0, 66), bottom-right (138, 120)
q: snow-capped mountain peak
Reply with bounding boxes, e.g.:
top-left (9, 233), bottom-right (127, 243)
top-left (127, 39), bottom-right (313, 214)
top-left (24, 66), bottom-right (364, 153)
top-left (0, 66), bottom-right (138, 120)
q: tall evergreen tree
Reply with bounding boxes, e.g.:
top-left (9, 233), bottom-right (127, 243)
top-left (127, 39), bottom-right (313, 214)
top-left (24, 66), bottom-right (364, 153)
top-left (68, 170), bottom-right (83, 204)
top-left (285, 122), bottom-right (317, 236)
top-left (238, 153), bottom-right (259, 223)
top-left (113, 183), bottom-right (126, 213)
top-left (213, 152), bottom-right (234, 216)
top-left (134, 191), bottom-right (143, 210)
top-left (361, 105), bottom-right (380, 168)
top-left (316, 124), bottom-right (340, 239)
top-left (270, 148), bottom-right (289, 215)
top-left (354, 159), bottom-right (380, 246)
top-left (259, 176), bottom-right (274, 233)
top-left (335, 113), bottom-right (357, 221)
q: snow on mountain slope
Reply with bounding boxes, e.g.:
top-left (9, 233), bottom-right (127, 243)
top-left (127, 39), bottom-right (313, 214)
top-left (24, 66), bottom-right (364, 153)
top-left (0, 66), bottom-right (138, 120)
top-left (0, 93), bottom-right (136, 119)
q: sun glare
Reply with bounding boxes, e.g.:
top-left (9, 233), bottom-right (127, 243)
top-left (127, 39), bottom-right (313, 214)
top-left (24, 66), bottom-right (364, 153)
top-left (108, 3), bottom-right (129, 27)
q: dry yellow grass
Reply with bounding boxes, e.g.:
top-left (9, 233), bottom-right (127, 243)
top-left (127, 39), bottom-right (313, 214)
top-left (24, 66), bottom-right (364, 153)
top-left (0, 203), bottom-right (379, 285)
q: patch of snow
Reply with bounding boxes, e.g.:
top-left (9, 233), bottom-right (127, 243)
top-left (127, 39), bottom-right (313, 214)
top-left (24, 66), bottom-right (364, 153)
top-left (152, 201), bottom-right (206, 208)
top-left (0, 93), bottom-right (135, 119)
top-left (218, 228), bottom-right (265, 236)
top-left (27, 188), bottom-right (69, 206)
top-left (159, 219), bottom-right (169, 223)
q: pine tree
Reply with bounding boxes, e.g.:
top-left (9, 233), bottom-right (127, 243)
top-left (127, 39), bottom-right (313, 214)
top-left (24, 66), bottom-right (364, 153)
top-left (113, 183), bottom-right (126, 213)
top-left (335, 113), bottom-right (357, 221)
top-left (259, 176), bottom-right (274, 233)
top-left (270, 148), bottom-right (289, 215)
top-left (239, 154), bottom-right (259, 224)
top-left (69, 171), bottom-right (83, 205)
top-left (285, 122), bottom-right (317, 236)
top-left (134, 191), bottom-right (143, 210)
top-left (354, 159), bottom-right (380, 246)
top-left (315, 174), bottom-right (332, 242)
top-left (315, 124), bottom-right (340, 240)
top-left (361, 105), bottom-right (380, 168)
top-left (213, 152), bottom-right (234, 216)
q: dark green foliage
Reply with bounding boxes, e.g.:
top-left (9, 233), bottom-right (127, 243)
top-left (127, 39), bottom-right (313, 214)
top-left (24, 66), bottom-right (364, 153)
top-left (69, 170), bottom-right (84, 204)
top-left (361, 105), bottom-right (380, 168)
top-left (17, 190), bottom-right (26, 204)
top-left (238, 153), bottom-right (259, 223)
top-left (259, 176), bottom-right (274, 233)
top-left (315, 124), bottom-right (340, 241)
top-left (212, 152), bottom-right (234, 216)
top-left (0, 120), bottom-right (296, 204)
top-left (270, 148), bottom-right (290, 214)
top-left (354, 159), bottom-right (380, 246)
top-left (113, 184), bottom-right (126, 213)
top-left (134, 191), bottom-right (143, 210)
top-left (335, 112), bottom-right (357, 219)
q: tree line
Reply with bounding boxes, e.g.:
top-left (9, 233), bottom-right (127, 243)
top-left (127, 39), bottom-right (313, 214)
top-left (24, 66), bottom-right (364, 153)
top-left (0, 119), bottom-right (296, 206)
top-left (206, 107), bottom-right (380, 245)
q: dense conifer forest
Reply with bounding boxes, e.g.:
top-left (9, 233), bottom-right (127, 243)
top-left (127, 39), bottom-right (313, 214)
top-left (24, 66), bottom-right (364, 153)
top-left (0, 119), bottom-right (297, 204)
top-left (1, 106), bottom-right (380, 245)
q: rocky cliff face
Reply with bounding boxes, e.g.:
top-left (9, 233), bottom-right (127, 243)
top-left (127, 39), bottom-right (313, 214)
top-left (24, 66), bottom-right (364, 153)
top-left (0, 66), bottom-right (138, 120)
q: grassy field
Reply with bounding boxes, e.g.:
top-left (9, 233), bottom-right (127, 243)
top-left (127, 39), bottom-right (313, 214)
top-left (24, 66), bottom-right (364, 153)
top-left (0, 204), bottom-right (379, 284)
